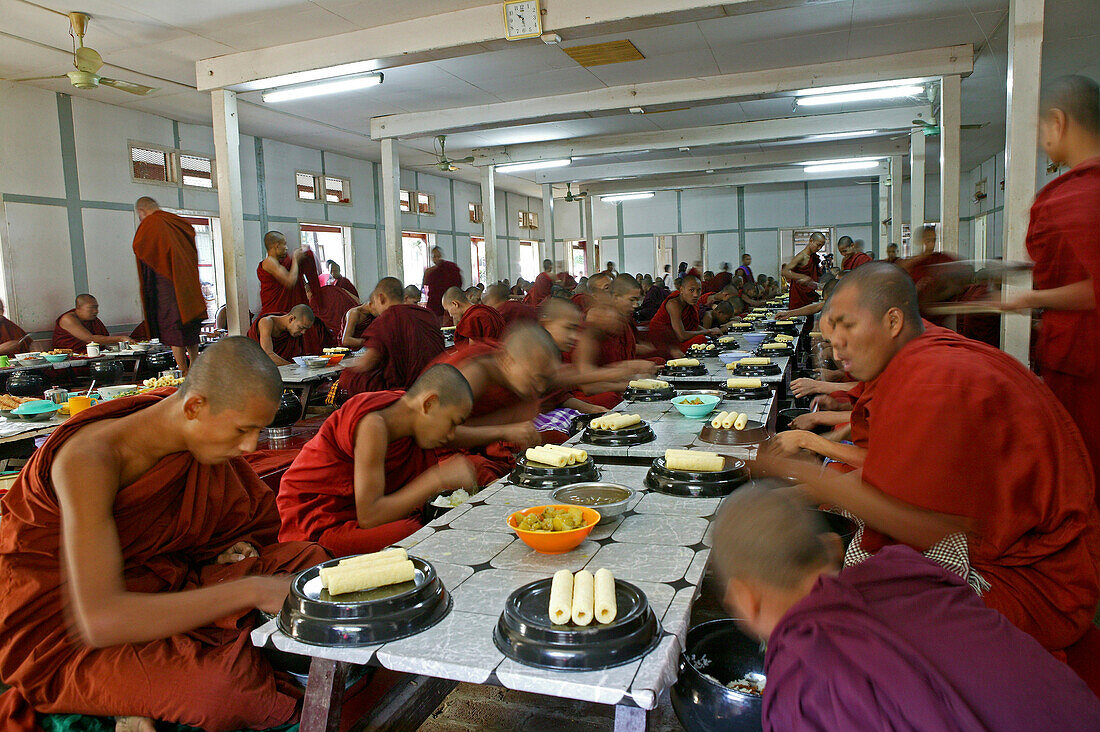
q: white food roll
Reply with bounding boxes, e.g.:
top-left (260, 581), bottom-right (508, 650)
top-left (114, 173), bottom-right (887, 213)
top-left (710, 411), bottom-right (728, 429)
top-left (665, 449), bottom-right (726, 472)
top-left (727, 377), bottom-right (763, 389)
top-left (549, 569), bottom-right (574, 625)
top-left (541, 445), bottom-right (577, 465)
top-left (594, 568), bottom-right (617, 624)
top-left (738, 357), bottom-right (771, 366)
top-left (335, 547), bottom-right (408, 567)
top-left (571, 570), bottom-right (595, 626)
top-left (734, 413), bottom-right (749, 431)
top-left (325, 559), bottom-right (417, 596)
top-left (721, 412), bottom-right (736, 429)
top-left (525, 447), bottom-right (568, 468)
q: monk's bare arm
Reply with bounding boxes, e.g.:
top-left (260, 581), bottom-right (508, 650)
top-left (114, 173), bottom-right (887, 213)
top-left (257, 319), bottom-right (292, 366)
top-left (666, 300), bottom-right (709, 341)
top-left (341, 311), bottom-right (366, 349)
top-left (781, 250), bottom-right (813, 285)
top-left (794, 432), bottom-right (868, 468)
top-left (53, 440), bottom-right (287, 647)
top-left (1001, 279), bottom-right (1096, 312)
top-left (571, 331), bottom-right (601, 371)
top-left (779, 301), bottom-right (825, 319)
top-left (261, 254), bottom-right (300, 289)
top-left (60, 314), bottom-right (129, 345)
top-left (349, 348), bottom-right (382, 374)
top-left (0, 334), bottom-right (31, 356)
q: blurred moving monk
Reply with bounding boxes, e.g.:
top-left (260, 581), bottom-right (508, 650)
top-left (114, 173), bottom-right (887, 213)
top-left (0, 338), bottom-right (330, 731)
top-left (247, 304), bottom-right (333, 366)
top-left (132, 197), bottom-right (205, 374)
top-left (422, 247), bottom-right (463, 324)
top-left (444, 287), bottom-right (506, 346)
top-left (278, 365), bottom-right (477, 556)
top-left (837, 235), bottom-right (872, 271)
top-left (772, 263), bottom-right (1100, 657)
top-left (524, 259), bottom-right (555, 306)
top-left (338, 278), bottom-right (444, 396)
top-left (52, 294), bottom-right (130, 350)
top-left (256, 231), bottom-right (308, 316)
top-left (403, 285), bottom-right (422, 305)
top-left (483, 283), bottom-right (537, 326)
top-left (0, 298), bottom-right (31, 356)
top-left (711, 487), bottom-right (1100, 731)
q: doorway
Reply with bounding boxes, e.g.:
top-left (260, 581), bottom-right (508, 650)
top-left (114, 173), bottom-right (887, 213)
top-left (301, 223), bottom-right (353, 286)
top-left (654, 233), bottom-right (707, 278)
top-left (519, 241), bottom-right (540, 283)
top-left (402, 231), bottom-right (433, 288)
top-left (168, 212), bottom-right (223, 321)
top-left (470, 237), bottom-right (487, 286)
top-left (566, 240), bottom-right (589, 280)
top-left (973, 215), bottom-right (988, 261)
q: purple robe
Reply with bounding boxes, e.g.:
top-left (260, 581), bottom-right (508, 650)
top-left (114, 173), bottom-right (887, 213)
top-left (764, 546), bottom-right (1100, 731)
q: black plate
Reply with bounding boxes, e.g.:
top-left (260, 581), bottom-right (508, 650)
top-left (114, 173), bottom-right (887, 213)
top-left (509, 454), bottom-right (601, 489)
top-left (622, 386), bottom-right (676, 402)
top-left (493, 577), bottom-right (661, 671)
top-left (732, 363), bottom-right (781, 377)
top-left (754, 346), bottom-right (793, 358)
top-left (581, 422), bottom-right (656, 447)
top-left (277, 555), bottom-right (451, 647)
top-left (644, 455), bottom-right (750, 498)
top-left (727, 322), bottom-right (754, 332)
top-left (660, 364), bottom-right (708, 377)
top-left (720, 386), bottom-right (772, 401)
top-left (687, 347), bottom-right (720, 359)
top-left (698, 422), bottom-right (770, 446)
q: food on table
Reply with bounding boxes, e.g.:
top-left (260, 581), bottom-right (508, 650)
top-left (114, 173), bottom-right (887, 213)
top-left (774, 320), bottom-right (794, 325)
top-left (711, 411), bottom-right (748, 430)
top-left (689, 343), bottom-right (716, 351)
top-left (711, 411), bottom-right (728, 429)
top-left (589, 413), bottom-right (642, 431)
top-left (665, 448), bottom-right (725, 472)
top-left (318, 547), bottom-right (416, 596)
top-left (322, 347), bottom-right (350, 354)
top-left (143, 375), bottom-right (184, 388)
top-left (726, 377), bottom-right (763, 389)
top-left (517, 505), bottom-right (587, 532)
top-left (680, 397), bottom-right (705, 405)
top-left (43, 349), bottom-right (72, 356)
top-left (525, 446), bottom-right (569, 468)
top-left (727, 674), bottom-right (766, 696)
top-left (734, 413), bottom-right (749, 430)
top-left (430, 488), bottom-right (472, 508)
top-left (718, 336), bottom-right (737, 344)
top-left (330, 547), bottom-right (407, 569)
top-left (563, 492), bottom-right (626, 507)
top-left (0, 395), bottom-right (37, 410)
top-left (594, 568), bottom-right (617, 624)
top-left (737, 357), bottom-right (771, 366)
top-left (549, 569), bottom-right (573, 625)
top-left (762, 342), bottom-right (789, 350)
top-left (541, 444), bottom-right (588, 464)
top-left (774, 334), bottom-right (794, 342)
top-left (571, 569), bottom-right (595, 626)
top-left (628, 378), bottom-right (671, 390)
top-left (666, 358), bottom-right (701, 368)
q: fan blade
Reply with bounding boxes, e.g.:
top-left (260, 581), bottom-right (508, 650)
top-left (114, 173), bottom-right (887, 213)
top-left (8, 75), bottom-right (68, 82)
top-left (912, 119), bottom-right (935, 127)
top-left (99, 77), bottom-right (156, 95)
top-left (454, 156), bottom-right (475, 164)
top-left (75, 47), bottom-right (104, 74)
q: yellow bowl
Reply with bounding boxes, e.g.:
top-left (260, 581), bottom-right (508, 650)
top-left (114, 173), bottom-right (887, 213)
top-left (507, 505), bottom-right (600, 555)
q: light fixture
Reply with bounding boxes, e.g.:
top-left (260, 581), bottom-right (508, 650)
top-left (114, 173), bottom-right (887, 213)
top-left (629, 107), bottom-right (645, 114)
top-left (600, 191), bottom-right (654, 202)
top-left (806, 129), bottom-right (880, 140)
top-left (794, 78), bottom-right (926, 97)
top-left (242, 61), bottom-right (381, 92)
top-left (803, 161), bottom-right (881, 173)
top-left (495, 158), bottom-right (572, 173)
top-left (801, 156), bottom-right (885, 166)
top-left (797, 85), bottom-right (924, 107)
top-left (262, 72), bottom-right (383, 103)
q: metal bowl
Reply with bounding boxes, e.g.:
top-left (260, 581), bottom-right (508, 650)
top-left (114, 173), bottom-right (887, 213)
top-left (671, 619), bottom-right (765, 732)
top-left (551, 482), bottom-right (634, 524)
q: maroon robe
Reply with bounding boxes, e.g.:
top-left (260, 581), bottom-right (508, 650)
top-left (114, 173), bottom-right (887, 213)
top-left (841, 250), bottom-right (873, 270)
top-left (702, 270), bottom-right (732, 294)
top-left (0, 317), bottom-right (28, 348)
top-left (454, 304), bottom-right (506, 346)
top-left (51, 309), bottom-right (109, 351)
top-left (523, 272), bottom-right (553, 306)
top-left (495, 300), bottom-right (538, 327)
top-left (786, 255), bottom-right (821, 311)
top-left (340, 308), bottom-right (374, 346)
top-left (646, 292), bottom-right (705, 359)
top-left (246, 314), bottom-right (335, 360)
top-left (329, 275), bottom-right (359, 299)
top-left (338, 305), bottom-right (444, 395)
top-left (422, 260), bottom-right (463, 319)
top-left (257, 256), bottom-right (308, 316)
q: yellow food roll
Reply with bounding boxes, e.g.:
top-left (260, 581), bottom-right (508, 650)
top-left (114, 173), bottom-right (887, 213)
top-left (721, 411), bottom-right (737, 429)
top-left (665, 449), bottom-right (726, 472)
top-left (774, 320), bottom-right (794, 325)
top-left (718, 336), bottom-right (737, 344)
top-left (761, 342), bottom-right (789, 350)
top-left (325, 559), bottom-right (417, 596)
top-left (726, 377), bottom-right (763, 389)
top-left (666, 358), bottom-right (700, 368)
top-left (734, 413), bottom-right (749, 431)
top-left (525, 447), bottom-right (568, 468)
top-left (738, 357), bottom-right (772, 366)
top-left (549, 569), bottom-right (573, 625)
top-left (320, 554), bottom-right (409, 589)
top-left (333, 547), bottom-right (408, 568)
top-left (594, 568), bottom-right (617, 624)
top-left (752, 308), bottom-right (768, 313)
top-left (710, 411), bottom-right (728, 429)
top-left (571, 570), bottom-right (595, 626)
top-left (543, 444), bottom-right (588, 464)
top-left (628, 379), bottom-right (670, 390)
top-left (810, 331), bottom-right (824, 337)
top-left (591, 413), bottom-right (642, 431)
top-left (774, 334), bottom-right (794, 342)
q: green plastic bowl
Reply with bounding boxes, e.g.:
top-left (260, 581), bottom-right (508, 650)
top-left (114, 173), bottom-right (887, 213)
top-left (42, 354), bottom-right (68, 363)
top-left (671, 394), bottom-right (721, 419)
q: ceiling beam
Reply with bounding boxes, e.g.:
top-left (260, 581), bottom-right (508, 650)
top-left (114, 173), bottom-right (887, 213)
top-left (371, 45), bottom-right (970, 139)
top-left (480, 106), bottom-right (930, 166)
top-left (580, 162), bottom-right (890, 195)
top-left (537, 138), bottom-right (909, 184)
top-left (197, 0), bottom-right (787, 92)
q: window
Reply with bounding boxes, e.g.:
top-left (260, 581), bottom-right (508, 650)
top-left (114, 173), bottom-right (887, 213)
top-left (296, 172), bottom-right (351, 205)
top-left (324, 176), bottom-right (351, 204)
top-left (131, 145), bottom-right (169, 183)
top-left (469, 203), bottom-right (483, 224)
top-left (400, 189), bottom-right (412, 213)
top-left (417, 192), bottom-right (435, 215)
top-left (129, 142), bottom-right (216, 190)
top-left (176, 214), bottom-right (223, 321)
top-left (301, 223), bottom-right (350, 284)
top-left (568, 240), bottom-right (589, 279)
top-left (296, 172), bottom-right (317, 200)
top-left (179, 154), bottom-right (214, 189)
top-left (519, 210), bottom-right (539, 230)
top-left (470, 237), bottom-right (487, 286)
top-left (519, 241), bottom-right (539, 282)
top-left (402, 231), bottom-right (432, 288)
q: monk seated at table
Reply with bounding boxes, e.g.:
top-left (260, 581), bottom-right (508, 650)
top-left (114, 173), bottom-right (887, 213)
top-left (340, 302), bottom-right (375, 349)
top-left (465, 286), bottom-right (483, 305)
top-left (278, 364), bottom-right (477, 557)
top-left (247, 304), bottom-right (334, 366)
top-left (646, 275), bottom-right (720, 359)
top-left (0, 298), bottom-right (32, 356)
top-left (711, 486), bottom-right (1100, 730)
top-left (0, 337), bottom-right (330, 732)
top-left (404, 285), bottom-right (422, 305)
top-left (535, 297), bottom-right (619, 416)
top-left (444, 287), bottom-right (506, 345)
top-left (52, 294), bottom-right (131, 351)
top-left (483, 283), bottom-right (537, 326)
top-left (339, 277), bottom-right (445, 396)
top-left (766, 262), bottom-right (1100, 662)
top-left (572, 272), bottom-right (612, 313)
top-left (257, 231), bottom-right (308, 316)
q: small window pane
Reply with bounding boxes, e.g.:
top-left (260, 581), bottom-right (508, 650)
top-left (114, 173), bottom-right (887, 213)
top-left (469, 203), bottom-right (482, 224)
top-left (400, 189), bottom-right (411, 212)
top-left (417, 192), bottom-right (435, 215)
top-left (131, 146), bottom-right (168, 182)
top-left (324, 176), bottom-right (350, 204)
top-left (296, 172), bottom-right (317, 200)
top-left (180, 154), bottom-right (214, 189)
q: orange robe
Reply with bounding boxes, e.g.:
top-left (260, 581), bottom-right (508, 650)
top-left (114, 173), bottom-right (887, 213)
top-left (0, 317), bottom-right (27, 346)
top-left (246, 313), bottom-right (335, 359)
top-left (51, 309), bottom-right (109, 351)
top-left (858, 325), bottom-right (1100, 653)
top-left (132, 210), bottom-right (206, 346)
top-left (523, 272), bottom-right (553, 306)
top-left (841, 251), bottom-right (873, 270)
top-left (0, 393), bottom-right (329, 731)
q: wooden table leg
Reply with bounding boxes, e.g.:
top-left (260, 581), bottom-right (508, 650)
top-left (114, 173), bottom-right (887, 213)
top-left (300, 657), bottom-right (349, 732)
top-left (613, 704), bottom-right (650, 732)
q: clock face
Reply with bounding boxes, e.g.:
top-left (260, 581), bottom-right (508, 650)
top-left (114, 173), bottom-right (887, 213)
top-left (504, 1), bottom-right (540, 40)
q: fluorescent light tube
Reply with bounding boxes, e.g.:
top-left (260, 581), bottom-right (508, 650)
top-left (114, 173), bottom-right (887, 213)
top-left (262, 72), bottom-right (383, 103)
top-left (800, 156), bottom-right (885, 166)
top-left (496, 158), bottom-right (572, 173)
top-left (794, 78), bottom-right (926, 97)
top-left (803, 161), bottom-right (881, 173)
top-left (807, 129), bottom-right (879, 140)
top-left (240, 61), bottom-right (381, 92)
top-left (797, 86), bottom-right (924, 107)
top-left (600, 191), bottom-right (655, 202)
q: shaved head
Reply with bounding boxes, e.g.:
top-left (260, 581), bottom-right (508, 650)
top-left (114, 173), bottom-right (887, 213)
top-left (404, 284), bottom-right (422, 302)
top-left (681, 274), bottom-right (700, 288)
top-left (1042, 74), bottom-right (1100, 135)
top-left (538, 294), bottom-right (581, 323)
top-left (504, 323), bottom-right (560, 363)
top-left (542, 259), bottom-right (553, 272)
top-left (134, 196), bottom-right (159, 212)
top-left (588, 271), bottom-right (612, 293)
top-left (264, 231), bottom-right (286, 251)
top-left (483, 283), bottom-right (510, 306)
top-left (75, 293), bottom-right (97, 307)
top-left (611, 273), bottom-right (641, 297)
top-left (289, 303), bottom-right (315, 324)
top-left (373, 277), bottom-right (404, 304)
top-left (826, 262), bottom-right (921, 324)
top-left (178, 336), bottom-right (281, 411)
top-left (408, 363), bottom-right (473, 408)
top-left (442, 286), bottom-right (468, 305)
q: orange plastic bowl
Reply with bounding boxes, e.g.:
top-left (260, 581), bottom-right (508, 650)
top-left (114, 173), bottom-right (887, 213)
top-left (507, 505), bottom-right (601, 555)
top-left (326, 353), bottom-right (346, 366)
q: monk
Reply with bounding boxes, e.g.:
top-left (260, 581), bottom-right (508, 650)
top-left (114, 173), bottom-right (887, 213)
top-left (572, 271), bottom-right (611, 313)
top-left (404, 284), bottom-right (422, 305)
top-left (702, 262), bottom-right (732, 294)
top-left (767, 263), bottom-right (1100, 656)
top-left (278, 365), bottom-right (477, 556)
top-left (884, 242), bottom-right (900, 263)
top-left (0, 298), bottom-right (31, 356)
top-left (338, 278), bottom-right (445, 395)
top-left (1000, 74), bottom-right (1100, 499)
top-left (247, 304), bottom-right (334, 366)
top-left (735, 253), bottom-right (754, 284)
top-left (837, 235), bottom-right (872, 270)
top-left (535, 299), bottom-right (614, 415)
top-left (132, 197), bottom-right (205, 374)
top-left (712, 487), bottom-right (1100, 731)
top-left (902, 225), bottom-right (959, 300)
top-left (0, 337), bottom-right (330, 731)
top-left (636, 276), bottom-right (667, 322)
top-left (340, 302), bottom-right (374, 349)
top-left (465, 286), bottom-right (483, 305)
top-left (781, 233), bottom-right (824, 311)
top-left (52, 294), bottom-right (130, 350)
top-left (422, 247), bottom-right (463, 323)
top-left (646, 275), bottom-right (719, 359)
top-left (445, 287), bottom-right (506, 345)
top-left (325, 261), bottom-right (359, 299)
top-left (483, 283), bottom-right (537, 326)
top-left (256, 231), bottom-right (308, 316)
top-left (524, 259), bottom-right (555, 306)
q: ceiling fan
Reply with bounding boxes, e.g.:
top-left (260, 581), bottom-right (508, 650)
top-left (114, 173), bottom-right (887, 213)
top-left (11, 12), bottom-right (156, 95)
top-left (557, 183), bottom-right (589, 202)
top-left (423, 135), bottom-right (474, 172)
top-left (912, 118), bottom-right (987, 137)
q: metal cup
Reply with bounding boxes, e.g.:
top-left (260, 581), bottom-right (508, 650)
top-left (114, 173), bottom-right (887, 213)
top-left (45, 388), bottom-right (69, 405)
top-left (161, 369), bottom-right (183, 380)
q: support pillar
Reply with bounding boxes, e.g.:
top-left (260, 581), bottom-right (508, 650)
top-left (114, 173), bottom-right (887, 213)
top-left (877, 176), bottom-right (889, 259)
top-left (939, 74), bottom-right (962, 254)
top-left (210, 90), bottom-right (249, 336)
top-left (889, 155), bottom-right (904, 250)
top-left (583, 195), bottom-right (596, 277)
top-left (909, 129), bottom-right (926, 254)
top-left (380, 138), bottom-right (403, 278)
top-left (480, 166), bottom-right (499, 283)
top-left (1001, 0), bottom-right (1044, 362)
top-left (542, 183), bottom-right (556, 267)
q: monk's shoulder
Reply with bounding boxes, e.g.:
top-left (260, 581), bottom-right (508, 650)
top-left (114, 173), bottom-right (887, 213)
top-left (51, 420), bottom-right (125, 490)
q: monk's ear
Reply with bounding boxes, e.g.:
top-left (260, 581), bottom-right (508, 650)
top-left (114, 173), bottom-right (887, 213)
top-left (820, 532), bottom-right (845, 568)
top-left (885, 307), bottom-right (905, 338)
top-left (182, 393), bottom-right (207, 421)
top-left (724, 576), bottom-right (761, 623)
top-left (420, 393), bottom-right (439, 415)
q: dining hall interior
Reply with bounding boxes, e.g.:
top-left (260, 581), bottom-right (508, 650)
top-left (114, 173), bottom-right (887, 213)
top-left (0, 1), bottom-right (1098, 730)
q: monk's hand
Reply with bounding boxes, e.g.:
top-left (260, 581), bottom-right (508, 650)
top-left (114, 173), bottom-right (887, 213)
top-left (622, 359), bottom-right (659, 377)
top-left (810, 395), bottom-right (848, 412)
top-left (502, 422), bottom-right (540, 450)
top-left (215, 541), bottom-right (259, 564)
top-left (790, 378), bottom-right (825, 398)
top-left (249, 575), bottom-right (294, 614)
top-left (764, 430), bottom-right (812, 457)
top-left (994, 293), bottom-right (1035, 312)
top-left (791, 412), bottom-right (830, 431)
top-left (435, 455), bottom-right (478, 492)
top-left (776, 311), bottom-right (793, 320)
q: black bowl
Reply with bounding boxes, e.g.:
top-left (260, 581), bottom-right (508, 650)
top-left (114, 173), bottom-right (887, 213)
top-left (660, 364), bottom-right (708, 378)
top-left (581, 422), bottom-right (656, 447)
top-left (269, 390), bottom-right (302, 428)
top-left (645, 456), bottom-right (749, 498)
top-left (671, 619), bottom-right (765, 732)
top-left (145, 350), bottom-right (177, 371)
top-left (777, 407), bottom-right (809, 432)
top-left (509, 454), bottom-right (600, 489)
top-left (5, 370), bottom-right (46, 398)
top-left (89, 359), bottom-right (125, 385)
top-left (622, 386), bottom-right (676, 402)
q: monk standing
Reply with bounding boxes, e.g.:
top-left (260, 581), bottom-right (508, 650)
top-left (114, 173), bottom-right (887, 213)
top-left (132, 197), bottom-right (206, 374)
top-left (735, 253), bottom-right (754, 284)
top-left (256, 231), bottom-right (308, 316)
top-left (422, 247), bottom-right (463, 323)
top-left (781, 233), bottom-right (824, 311)
top-left (902, 225), bottom-right (959, 299)
top-left (646, 274), bottom-right (719, 358)
top-left (325, 260), bottom-right (359, 299)
top-left (278, 365), bottom-right (477, 556)
top-left (837, 235), bottom-right (872, 271)
top-left (445, 286), bottom-right (506, 345)
top-left (524, 259), bottom-right (555, 306)
top-left (1000, 75), bottom-right (1100, 497)
top-left (483, 283), bottom-right (537, 326)
top-left (0, 299), bottom-right (31, 356)
top-left (52, 294), bottom-right (130, 351)
top-left (247, 304), bottom-right (334, 365)
top-left (0, 337), bottom-right (330, 731)
top-left (338, 278), bottom-right (445, 395)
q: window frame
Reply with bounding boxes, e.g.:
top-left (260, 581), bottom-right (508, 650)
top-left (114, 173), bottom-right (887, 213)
top-left (469, 202), bottom-right (483, 224)
top-left (416, 191), bottom-right (436, 216)
top-left (518, 210), bottom-right (539, 230)
top-left (400, 189), bottom-right (412, 213)
top-left (296, 171), bottom-right (352, 206)
top-left (322, 175), bottom-right (352, 206)
top-left (128, 141), bottom-right (217, 191)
